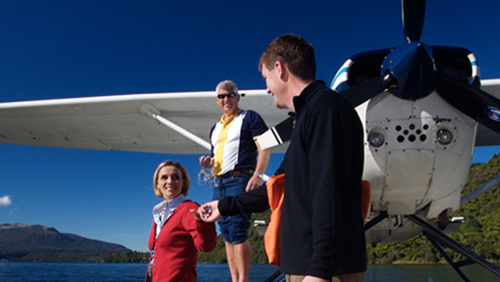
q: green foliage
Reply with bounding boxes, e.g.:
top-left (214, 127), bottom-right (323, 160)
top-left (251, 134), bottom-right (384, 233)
top-left (248, 210), bottom-right (270, 264)
top-left (101, 251), bottom-right (149, 263)
top-left (367, 154), bottom-right (500, 264)
top-left (198, 235), bottom-right (227, 263)
top-left (198, 210), bottom-right (271, 264)
top-left (7, 154), bottom-right (499, 264)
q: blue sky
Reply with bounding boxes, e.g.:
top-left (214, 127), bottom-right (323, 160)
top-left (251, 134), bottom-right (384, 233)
top-left (0, 0), bottom-right (499, 252)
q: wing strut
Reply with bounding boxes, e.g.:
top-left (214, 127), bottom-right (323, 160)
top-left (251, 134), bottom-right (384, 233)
top-left (407, 215), bottom-right (500, 281)
top-left (140, 103), bottom-right (271, 180)
top-left (139, 103), bottom-right (211, 151)
top-left (460, 174), bottom-right (500, 206)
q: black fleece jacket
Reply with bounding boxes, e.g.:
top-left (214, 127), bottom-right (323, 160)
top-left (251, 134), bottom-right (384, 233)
top-left (218, 81), bottom-right (366, 279)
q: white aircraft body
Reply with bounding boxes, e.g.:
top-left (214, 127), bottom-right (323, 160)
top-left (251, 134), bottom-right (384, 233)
top-left (321, 0), bottom-right (500, 247)
top-left (347, 78), bottom-right (500, 244)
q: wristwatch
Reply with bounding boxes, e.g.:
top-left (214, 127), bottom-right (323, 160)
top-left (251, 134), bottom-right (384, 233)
top-left (253, 172), bottom-right (264, 180)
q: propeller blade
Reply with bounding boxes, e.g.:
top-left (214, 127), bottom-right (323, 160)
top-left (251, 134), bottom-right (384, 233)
top-left (340, 73), bottom-right (395, 107)
top-left (402, 0), bottom-right (426, 43)
top-left (434, 74), bottom-right (500, 134)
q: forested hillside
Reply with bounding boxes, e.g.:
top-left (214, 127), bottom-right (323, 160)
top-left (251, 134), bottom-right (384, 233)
top-left (366, 153), bottom-right (500, 264)
top-left (200, 153), bottom-right (500, 264)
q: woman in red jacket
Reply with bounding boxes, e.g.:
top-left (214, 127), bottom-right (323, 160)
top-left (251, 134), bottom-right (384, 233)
top-left (146, 160), bottom-right (217, 282)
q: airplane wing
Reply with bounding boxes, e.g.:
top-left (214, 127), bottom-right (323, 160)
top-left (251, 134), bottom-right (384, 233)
top-left (476, 79), bottom-right (500, 146)
top-left (3, 79), bottom-right (498, 153)
top-left (0, 90), bottom-right (288, 154)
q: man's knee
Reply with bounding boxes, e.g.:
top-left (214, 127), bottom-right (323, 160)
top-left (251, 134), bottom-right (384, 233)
top-left (286, 272), bottom-right (365, 282)
top-left (333, 272), bottom-right (365, 282)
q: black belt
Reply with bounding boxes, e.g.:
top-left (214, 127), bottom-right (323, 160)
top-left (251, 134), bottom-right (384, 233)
top-left (217, 169), bottom-right (254, 179)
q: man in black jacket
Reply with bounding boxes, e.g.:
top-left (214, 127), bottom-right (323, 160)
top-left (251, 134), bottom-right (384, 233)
top-left (199, 34), bottom-right (366, 282)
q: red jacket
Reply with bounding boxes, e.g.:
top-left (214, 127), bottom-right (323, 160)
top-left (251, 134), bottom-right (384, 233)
top-left (147, 200), bottom-right (217, 282)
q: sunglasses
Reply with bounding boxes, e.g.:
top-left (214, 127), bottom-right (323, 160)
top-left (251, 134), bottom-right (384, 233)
top-left (217, 92), bottom-right (238, 99)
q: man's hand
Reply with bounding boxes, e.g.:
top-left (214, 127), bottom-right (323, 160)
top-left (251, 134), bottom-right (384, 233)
top-left (190, 209), bottom-right (201, 221)
top-left (245, 174), bottom-right (262, 192)
top-left (199, 155), bottom-right (214, 169)
top-left (197, 201), bottom-right (221, 222)
top-left (302, 276), bottom-right (329, 282)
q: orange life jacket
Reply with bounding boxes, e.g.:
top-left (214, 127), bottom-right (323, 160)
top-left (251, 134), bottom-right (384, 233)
top-left (264, 173), bottom-right (285, 266)
top-left (263, 174), bottom-right (370, 266)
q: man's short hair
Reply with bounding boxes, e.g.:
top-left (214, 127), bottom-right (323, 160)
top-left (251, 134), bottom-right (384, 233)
top-left (215, 80), bottom-right (239, 94)
top-left (259, 34), bottom-right (316, 81)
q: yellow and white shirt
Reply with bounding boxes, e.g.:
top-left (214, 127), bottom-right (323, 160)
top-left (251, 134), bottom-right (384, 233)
top-left (210, 109), bottom-right (267, 176)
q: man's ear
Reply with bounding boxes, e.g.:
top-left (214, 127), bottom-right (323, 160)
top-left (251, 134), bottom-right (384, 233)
top-left (275, 61), bottom-right (288, 82)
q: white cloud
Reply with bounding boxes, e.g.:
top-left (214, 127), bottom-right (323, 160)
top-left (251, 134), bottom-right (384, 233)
top-left (0, 195), bottom-right (12, 207)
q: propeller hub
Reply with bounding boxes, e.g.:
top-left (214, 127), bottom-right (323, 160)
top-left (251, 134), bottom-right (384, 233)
top-left (382, 43), bottom-right (435, 100)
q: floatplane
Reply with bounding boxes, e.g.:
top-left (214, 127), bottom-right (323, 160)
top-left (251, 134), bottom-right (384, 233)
top-left (0, 0), bottom-right (499, 281)
top-left (257, 0), bottom-right (500, 280)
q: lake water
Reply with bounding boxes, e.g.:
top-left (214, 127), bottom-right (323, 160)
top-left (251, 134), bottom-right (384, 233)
top-left (0, 262), bottom-right (498, 281)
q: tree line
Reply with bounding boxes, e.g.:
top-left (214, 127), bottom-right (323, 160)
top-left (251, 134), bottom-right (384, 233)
top-left (106, 154), bottom-right (500, 264)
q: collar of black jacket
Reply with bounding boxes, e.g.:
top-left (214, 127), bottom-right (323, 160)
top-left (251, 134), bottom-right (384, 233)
top-left (292, 80), bottom-right (326, 115)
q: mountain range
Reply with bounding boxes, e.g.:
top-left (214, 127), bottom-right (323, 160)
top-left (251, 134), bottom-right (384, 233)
top-left (0, 223), bottom-right (130, 261)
